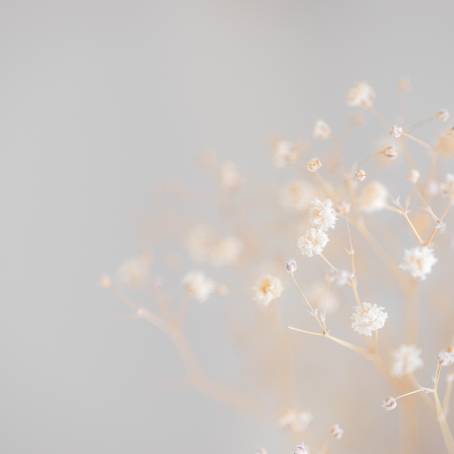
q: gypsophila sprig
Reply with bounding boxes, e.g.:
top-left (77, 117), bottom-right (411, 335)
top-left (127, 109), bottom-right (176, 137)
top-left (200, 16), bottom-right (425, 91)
top-left (439, 347), bottom-right (454, 367)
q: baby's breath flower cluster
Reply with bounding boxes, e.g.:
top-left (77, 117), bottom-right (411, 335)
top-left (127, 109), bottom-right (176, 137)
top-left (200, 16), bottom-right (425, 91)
top-left (103, 79), bottom-right (454, 454)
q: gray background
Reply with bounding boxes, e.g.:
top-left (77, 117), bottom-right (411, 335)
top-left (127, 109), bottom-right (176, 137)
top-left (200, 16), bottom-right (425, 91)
top-left (1, 1), bottom-right (454, 453)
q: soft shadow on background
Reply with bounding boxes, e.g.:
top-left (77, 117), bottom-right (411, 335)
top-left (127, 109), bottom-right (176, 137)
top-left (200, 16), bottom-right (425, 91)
top-left (1, 1), bottom-right (454, 453)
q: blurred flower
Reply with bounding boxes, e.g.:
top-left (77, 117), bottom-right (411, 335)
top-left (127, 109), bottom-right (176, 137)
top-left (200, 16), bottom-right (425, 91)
top-left (400, 246), bottom-right (437, 280)
top-left (183, 271), bottom-right (216, 302)
top-left (382, 397), bottom-right (397, 411)
top-left (280, 410), bottom-right (312, 433)
top-left (309, 198), bottom-right (337, 231)
top-left (313, 120), bottom-right (331, 140)
top-left (254, 275), bottom-right (283, 306)
top-left (330, 423), bottom-right (344, 440)
top-left (441, 174), bottom-right (454, 204)
top-left (439, 347), bottom-right (454, 366)
top-left (391, 345), bottom-right (423, 377)
top-left (281, 180), bottom-right (315, 211)
top-left (220, 161), bottom-right (241, 190)
top-left (347, 81), bottom-right (375, 109)
top-left (308, 282), bottom-right (339, 314)
top-left (117, 255), bottom-right (150, 288)
top-left (273, 140), bottom-right (298, 168)
top-left (351, 302), bottom-right (388, 336)
top-left (306, 158), bottom-right (322, 173)
top-left (294, 443), bottom-right (310, 454)
top-left (358, 181), bottom-right (388, 212)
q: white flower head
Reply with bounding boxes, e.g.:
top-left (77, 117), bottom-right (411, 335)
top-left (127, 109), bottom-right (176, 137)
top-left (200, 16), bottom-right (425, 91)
top-left (309, 198), bottom-right (337, 231)
top-left (254, 274), bottom-right (283, 306)
top-left (330, 423), bottom-right (344, 440)
top-left (280, 410), bottom-right (312, 433)
top-left (390, 125), bottom-right (403, 139)
top-left (382, 397), bottom-right (397, 411)
top-left (313, 120), bottom-right (331, 140)
top-left (400, 246), bottom-right (437, 280)
top-left (273, 140), bottom-right (298, 168)
top-left (298, 228), bottom-right (329, 257)
top-left (286, 259), bottom-right (298, 274)
top-left (347, 81), bottom-right (376, 109)
top-left (183, 271), bottom-right (216, 303)
top-left (281, 181), bottom-right (315, 211)
top-left (306, 158), bottom-right (322, 173)
top-left (358, 181), bottom-right (388, 212)
top-left (438, 347), bottom-right (454, 367)
top-left (294, 443), bottom-right (310, 454)
top-left (391, 345), bottom-right (423, 377)
top-left (117, 255), bottom-right (150, 288)
top-left (351, 302), bottom-right (388, 336)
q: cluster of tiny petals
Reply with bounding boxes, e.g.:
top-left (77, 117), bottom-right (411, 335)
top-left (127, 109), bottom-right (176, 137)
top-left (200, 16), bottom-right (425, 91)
top-left (347, 81), bottom-right (375, 109)
top-left (294, 443), bottom-right (310, 454)
top-left (382, 396), bottom-right (397, 411)
top-left (309, 198), bottom-right (337, 231)
top-left (330, 423), bottom-right (344, 440)
top-left (438, 347), bottom-right (454, 366)
top-left (391, 344), bottom-right (424, 377)
top-left (400, 246), bottom-right (437, 280)
top-left (298, 228), bottom-right (329, 257)
top-left (313, 120), bottom-right (331, 140)
top-left (354, 168), bottom-right (367, 182)
top-left (254, 274), bottom-right (283, 306)
top-left (351, 302), bottom-right (388, 336)
top-left (183, 271), bottom-right (216, 302)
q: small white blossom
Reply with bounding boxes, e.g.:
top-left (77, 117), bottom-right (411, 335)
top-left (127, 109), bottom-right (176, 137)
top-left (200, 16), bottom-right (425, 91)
top-left (294, 443), bottom-right (310, 454)
top-left (438, 348), bottom-right (454, 366)
top-left (330, 424), bottom-right (344, 440)
top-left (354, 168), bottom-right (367, 182)
top-left (382, 397), bottom-right (397, 411)
top-left (273, 140), bottom-right (298, 168)
top-left (400, 246), bottom-right (437, 280)
top-left (306, 158), bottom-right (322, 173)
top-left (351, 302), bottom-right (388, 336)
top-left (347, 81), bottom-right (376, 109)
top-left (286, 259), bottom-right (298, 274)
top-left (379, 144), bottom-right (399, 160)
top-left (408, 169), bottom-right (420, 184)
top-left (220, 161), bottom-right (241, 190)
top-left (183, 271), bottom-right (216, 302)
top-left (358, 181), bottom-right (388, 212)
top-left (256, 449), bottom-right (268, 454)
top-left (281, 181), bottom-right (315, 211)
top-left (280, 410), bottom-right (312, 433)
top-left (391, 345), bottom-right (423, 377)
top-left (298, 228), bottom-right (329, 257)
top-left (254, 275), bottom-right (283, 306)
top-left (313, 120), bottom-right (331, 140)
top-left (390, 125), bottom-right (403, 139)
top-left (309, 199), bottom-right (337, 231)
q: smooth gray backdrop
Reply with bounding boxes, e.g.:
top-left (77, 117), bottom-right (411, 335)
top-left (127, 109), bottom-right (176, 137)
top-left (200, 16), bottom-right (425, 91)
top-left (1, 1), bottom-right (453, 453)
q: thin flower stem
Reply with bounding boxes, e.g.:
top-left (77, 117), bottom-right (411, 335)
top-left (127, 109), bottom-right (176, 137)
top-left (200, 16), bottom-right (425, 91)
top-left (402, 131), bottom-right (433, 154)
top-left (288, 326), bottom-right (324, 337)
top-left (290, 274), bottom-right (315, 314)
top-left (345, 220), bottom-right (361, 306)
top-left (396, 388), bottom-right (433, 401)
top-left (444, 378), bottom-right (454, 416)
top-left (386, 205), bottom-right (424, 244)
top-left (319, 253), bottom-right (338, 272)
